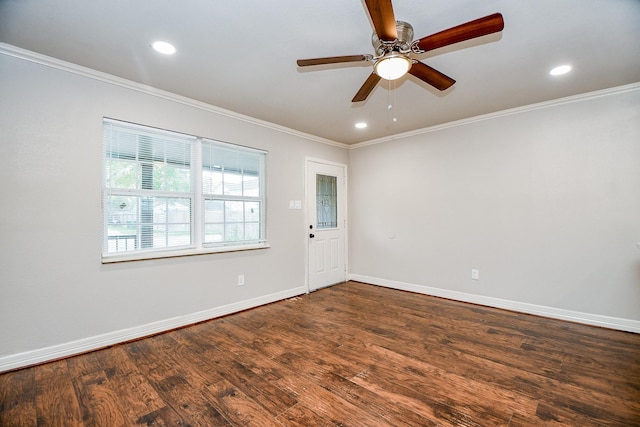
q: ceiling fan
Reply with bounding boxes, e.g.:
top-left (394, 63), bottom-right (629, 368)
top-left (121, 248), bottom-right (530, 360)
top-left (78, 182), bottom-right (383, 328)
top-left (296, 0), bottom-right (504, 102)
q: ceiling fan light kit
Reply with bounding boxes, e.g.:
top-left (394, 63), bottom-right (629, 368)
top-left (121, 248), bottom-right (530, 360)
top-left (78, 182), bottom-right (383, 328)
top-left (374, 53), bottom-right (411, 80)
top-left (296, 0), bottom-right (504, 102)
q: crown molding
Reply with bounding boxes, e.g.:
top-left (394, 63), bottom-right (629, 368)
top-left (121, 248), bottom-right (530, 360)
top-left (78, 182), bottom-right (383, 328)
top-left (2, 43), bottom-right (638, 151)
top-left (0, 43), bottom-right (348, 150)
top-left (349, 81), bottom-right (640, 150)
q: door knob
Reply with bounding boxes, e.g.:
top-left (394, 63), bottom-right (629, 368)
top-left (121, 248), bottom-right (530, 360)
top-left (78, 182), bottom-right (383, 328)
top-left (309, 233), bottom-right (315, 238)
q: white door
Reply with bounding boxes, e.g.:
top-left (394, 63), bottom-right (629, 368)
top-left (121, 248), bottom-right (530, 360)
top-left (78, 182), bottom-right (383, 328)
top-left (307, 160), bottom-right (347, 291)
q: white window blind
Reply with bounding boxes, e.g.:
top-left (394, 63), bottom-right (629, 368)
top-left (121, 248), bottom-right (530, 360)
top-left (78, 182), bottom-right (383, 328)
top-left (202, 140), bottom-right (266, 246)
top-left (102, 118), bottom-right (267, 261)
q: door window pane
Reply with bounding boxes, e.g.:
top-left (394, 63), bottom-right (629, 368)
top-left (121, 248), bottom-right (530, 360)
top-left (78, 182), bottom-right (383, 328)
top-left (316, 174), bottom-right (337, 229)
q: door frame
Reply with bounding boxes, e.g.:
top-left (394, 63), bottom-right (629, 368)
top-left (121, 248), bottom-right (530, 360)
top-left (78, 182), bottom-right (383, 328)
top-left (305, 157), bottom-right (348, 293)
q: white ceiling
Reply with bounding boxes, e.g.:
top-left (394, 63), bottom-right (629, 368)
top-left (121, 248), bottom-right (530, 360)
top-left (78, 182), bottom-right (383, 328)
top-left (1, 0), bottom-right (639, 144)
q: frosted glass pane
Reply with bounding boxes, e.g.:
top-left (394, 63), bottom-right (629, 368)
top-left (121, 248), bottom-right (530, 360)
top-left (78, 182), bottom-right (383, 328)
top-left (316, 174), bottom-right (337, 229)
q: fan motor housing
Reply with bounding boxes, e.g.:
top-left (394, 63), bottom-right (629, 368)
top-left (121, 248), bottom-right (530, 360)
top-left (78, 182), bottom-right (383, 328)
top-left (372, 21), bottom-right (414, 54)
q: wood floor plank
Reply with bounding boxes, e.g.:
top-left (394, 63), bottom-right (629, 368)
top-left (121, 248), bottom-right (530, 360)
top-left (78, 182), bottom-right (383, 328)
top-left (66, 351), bottom-right (104, 379)
top-left (274, 368), bottom-right (400, 427)
top-left (72, 369), bottom-right (128, 427)
top-left (365, 341), bottom-right (537, 418)
top-left (275, 402), bottom-right (338, 427)
top-left (1, 281), bottom-right (639, 426)
top-left (335, 341), bottom-right (514, 426)
top-left (0, 367), bottom-right (37, 427)
top-left (95, 345), bottom-right (167, 425)
top-left (133, 405), bottom-right (181, 426)
top-left (208, 318), bottom-right (290, 359)
top-left (348, 366), bottom-right (490, 427)
top-left (126, 337), bottom-right (231, 426)
top-left (177, 318), bottom-right (343, 426)
top-left (169, 328), bottom-right (298, 417)
top-left (316, 370), bottom-right (440, 427)
top-left (34, 359), bottom-right (83, 426)
top-left (202, 377), bottom-right (283, 426)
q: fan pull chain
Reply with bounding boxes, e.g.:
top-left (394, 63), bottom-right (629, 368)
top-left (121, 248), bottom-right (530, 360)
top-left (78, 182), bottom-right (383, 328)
top-left (387, 79), bottom-right (398, 126)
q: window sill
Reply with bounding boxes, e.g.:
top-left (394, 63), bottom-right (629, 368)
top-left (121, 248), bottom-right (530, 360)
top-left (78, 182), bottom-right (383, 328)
top-left (101, 243), bottom-right (270, 264)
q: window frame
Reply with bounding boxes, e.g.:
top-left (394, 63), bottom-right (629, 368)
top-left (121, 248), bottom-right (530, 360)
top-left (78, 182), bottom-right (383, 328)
top-left (102, 118), bottom-right (268, 263)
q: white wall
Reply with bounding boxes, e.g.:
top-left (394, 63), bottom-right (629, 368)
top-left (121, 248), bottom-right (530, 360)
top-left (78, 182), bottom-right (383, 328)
top-left (0, 50), bottom-right (347, 370)
top-left (1, 46), bottom-right (639, 371)
top-left (348, 86), bottom-right (640, 330)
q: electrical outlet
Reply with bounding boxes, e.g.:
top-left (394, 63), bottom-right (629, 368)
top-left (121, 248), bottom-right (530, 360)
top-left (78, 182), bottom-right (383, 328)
top-left (238, 274), bottom-right (245, 286)
top-left (471, 269), bottom-right (479, 280)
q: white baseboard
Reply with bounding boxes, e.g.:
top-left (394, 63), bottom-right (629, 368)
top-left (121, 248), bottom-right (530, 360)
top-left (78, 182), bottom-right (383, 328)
top-left (349, 274), bottom-right (640, 334)
top-left (0, 286), bottom-right (306, 373)
top-left (4, 278), bottom-right (637, 373)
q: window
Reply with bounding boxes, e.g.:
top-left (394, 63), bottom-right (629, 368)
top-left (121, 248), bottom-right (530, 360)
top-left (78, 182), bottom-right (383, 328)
top-left (202, 141), bottom-right (264, 245)
top-left (316, 174), bottom-right (338, 229)
top-left (102, 119), bottom-right (266, 262)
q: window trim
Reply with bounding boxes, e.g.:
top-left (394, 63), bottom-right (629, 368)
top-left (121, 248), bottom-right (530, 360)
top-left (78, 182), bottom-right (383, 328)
top-left (102, 118), bottom-right (268, 263)
top-left (101, 242), bottom-right (271, 264)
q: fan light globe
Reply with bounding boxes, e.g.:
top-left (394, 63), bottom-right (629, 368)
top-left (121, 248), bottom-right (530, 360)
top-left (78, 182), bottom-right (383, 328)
top-left (375, 54), bottom-right (411, 80)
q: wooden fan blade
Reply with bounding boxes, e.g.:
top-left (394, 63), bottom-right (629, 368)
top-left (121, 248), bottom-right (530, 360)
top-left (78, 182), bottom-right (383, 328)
top-left (408, 61), bottom-right (456, 91)
top-left (352, 73), bottom-right (381, 102)
top-left (364, 0), bottom-right (398, 41)
top-left (297, 55), bottom-right (370, 67)
top-left (414, 13), bottom-right (504, 53)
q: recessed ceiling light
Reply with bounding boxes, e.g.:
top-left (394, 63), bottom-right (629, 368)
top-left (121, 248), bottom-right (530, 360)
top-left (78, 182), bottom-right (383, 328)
top-left (151, 41), bottom-right (176, 55)
top-left (549, 64), bottom-right (572, 76)
top-left (355, 122), bottom-right (367, 129)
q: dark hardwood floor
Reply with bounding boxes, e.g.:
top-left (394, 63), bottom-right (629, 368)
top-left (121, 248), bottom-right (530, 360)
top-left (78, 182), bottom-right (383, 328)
top-left (1, 281), bottom-right (639, 426)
